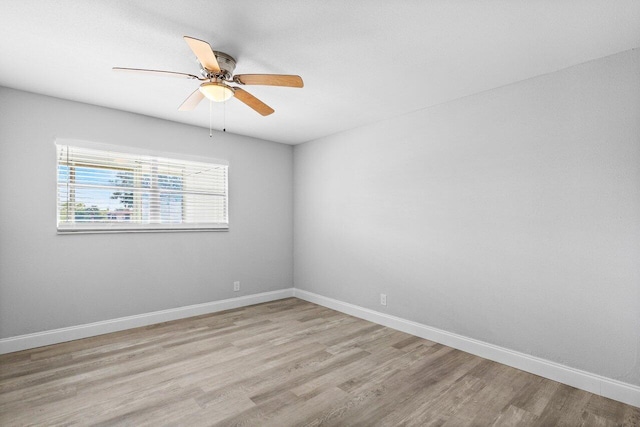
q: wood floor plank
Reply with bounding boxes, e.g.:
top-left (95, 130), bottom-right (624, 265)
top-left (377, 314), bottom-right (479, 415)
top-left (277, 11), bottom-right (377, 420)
top-left (399, 373), bottom-right (487, 426)
top-left (491, 404), bottom-right (539, 426)
top-left (337, 350), bottom-right (482, 426)
top-left (0, 298), bottom-right (637, 426)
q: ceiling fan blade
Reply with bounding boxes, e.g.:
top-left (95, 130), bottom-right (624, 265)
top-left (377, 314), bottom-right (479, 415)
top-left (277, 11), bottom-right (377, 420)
top-left (234, 74), bottom-right (303, 88)
top-left (112, 67), bottom-right (201, 80)
top-left (233, 87), bottom-right (275, 116)
top-left (178, 89), bottom-right (205, 111)
top-left (183, 36), bottom-right (220, 72)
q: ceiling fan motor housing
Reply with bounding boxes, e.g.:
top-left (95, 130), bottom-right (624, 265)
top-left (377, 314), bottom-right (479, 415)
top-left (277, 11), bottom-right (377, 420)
top-left (201, 51), bottom-right (236, 80)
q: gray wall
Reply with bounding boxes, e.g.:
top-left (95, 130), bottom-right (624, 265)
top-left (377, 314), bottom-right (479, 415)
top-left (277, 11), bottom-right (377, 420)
top-left (294, 49), bottom-right (640, 385)
top-left (0, 87), bottom-right (293, 338)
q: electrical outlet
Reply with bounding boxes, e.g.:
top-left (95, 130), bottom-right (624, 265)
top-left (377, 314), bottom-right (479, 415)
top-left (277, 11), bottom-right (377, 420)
top-left (380, 293), bottom-right (387, 306)
top-left (233, 281), bottom-right (240, 292)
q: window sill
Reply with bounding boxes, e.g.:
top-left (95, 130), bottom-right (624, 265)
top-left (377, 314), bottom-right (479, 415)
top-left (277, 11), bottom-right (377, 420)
top-left (57, 225), bottom-right (229, 234)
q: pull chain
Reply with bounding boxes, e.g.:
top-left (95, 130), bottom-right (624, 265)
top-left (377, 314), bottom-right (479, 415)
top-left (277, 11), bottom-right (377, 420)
top-left (209, 100), bottom-right (213, 137)
top-left (223, 97), bottom-right (226, 132)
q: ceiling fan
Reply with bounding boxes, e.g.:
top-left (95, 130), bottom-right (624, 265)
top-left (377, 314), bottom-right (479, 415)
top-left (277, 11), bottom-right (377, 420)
top-left (113, 36), bottom-right (303, 116)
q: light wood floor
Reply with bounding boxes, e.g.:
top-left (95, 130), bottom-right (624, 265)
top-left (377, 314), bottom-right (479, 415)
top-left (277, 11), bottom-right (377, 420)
top-left (1, 298), bottom-right (638, 426)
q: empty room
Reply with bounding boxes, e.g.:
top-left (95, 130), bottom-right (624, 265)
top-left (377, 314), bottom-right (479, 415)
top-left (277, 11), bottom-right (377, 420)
top-left (0, 1), bottom-right (639, 425)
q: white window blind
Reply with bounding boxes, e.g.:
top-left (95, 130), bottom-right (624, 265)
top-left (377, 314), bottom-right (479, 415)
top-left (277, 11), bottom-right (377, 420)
top-left (56, 143), bottom-right (228, 232)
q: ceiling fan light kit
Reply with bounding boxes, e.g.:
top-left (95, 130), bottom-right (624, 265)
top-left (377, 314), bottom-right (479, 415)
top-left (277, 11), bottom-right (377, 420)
top-left (113, 36), bottom-right (303, 121)
top-left (199, 82), bottom-right (234, 102)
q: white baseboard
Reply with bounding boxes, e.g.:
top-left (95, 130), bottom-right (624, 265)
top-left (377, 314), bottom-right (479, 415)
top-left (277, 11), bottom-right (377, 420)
top-left (0, 288), bottom-right (294, 355)
top-left (293, 289), bottom-right (640, 408)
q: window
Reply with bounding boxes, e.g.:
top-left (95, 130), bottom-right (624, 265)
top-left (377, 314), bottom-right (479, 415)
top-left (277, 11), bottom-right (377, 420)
top-left (56, 142), bottom-right (228, 232)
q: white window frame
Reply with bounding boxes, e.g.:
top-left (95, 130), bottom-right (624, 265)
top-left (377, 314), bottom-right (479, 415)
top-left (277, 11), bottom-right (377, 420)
top-left (56, 139), bottom-right (229, 233)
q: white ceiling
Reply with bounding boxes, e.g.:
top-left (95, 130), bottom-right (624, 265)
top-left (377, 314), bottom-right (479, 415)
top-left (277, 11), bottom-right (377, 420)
top-left (1, 1), bottom-right (639, 145)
